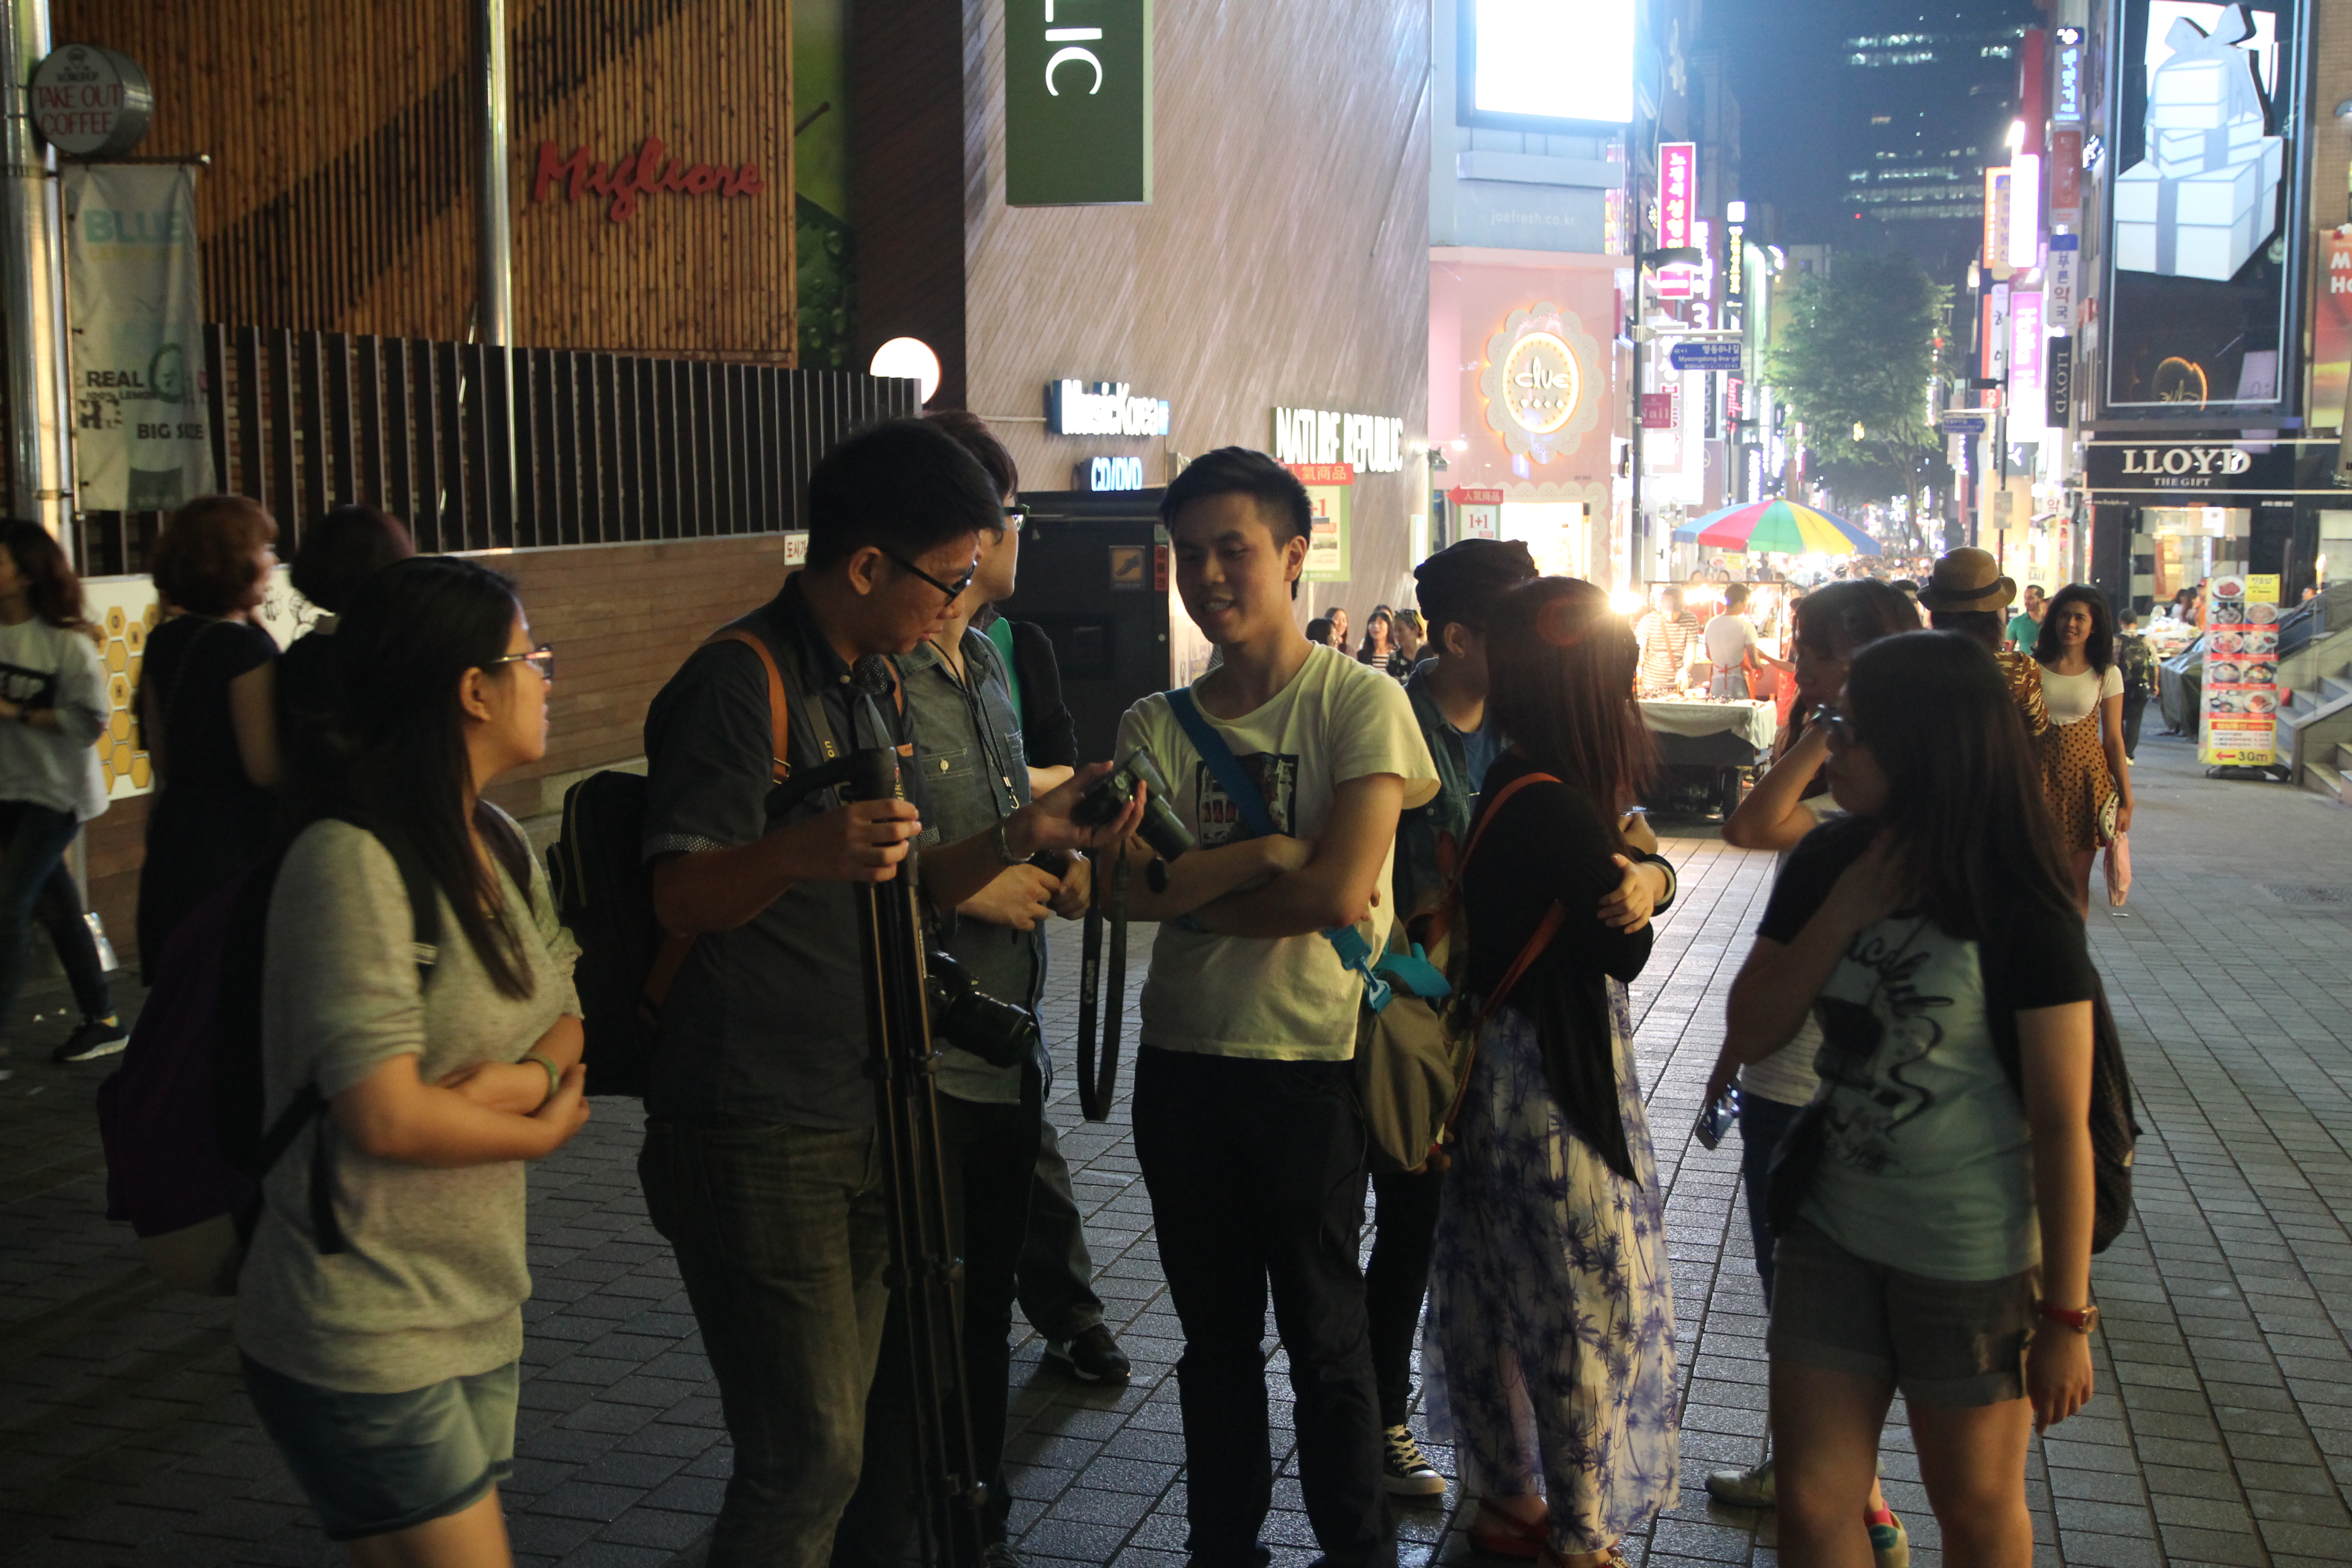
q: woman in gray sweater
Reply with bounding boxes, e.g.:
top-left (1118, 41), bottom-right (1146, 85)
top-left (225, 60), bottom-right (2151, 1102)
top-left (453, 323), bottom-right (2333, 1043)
top-left (239, 556), bottom-right (588, 1567)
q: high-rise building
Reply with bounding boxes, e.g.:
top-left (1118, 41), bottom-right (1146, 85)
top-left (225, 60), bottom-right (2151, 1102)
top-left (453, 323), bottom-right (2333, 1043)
top-left (1834, 10), bottom-right (2035, 258)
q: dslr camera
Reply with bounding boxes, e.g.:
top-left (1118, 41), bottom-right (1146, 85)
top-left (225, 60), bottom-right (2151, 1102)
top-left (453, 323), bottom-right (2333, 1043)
top-left (926, 950), bottom-right (1039, 1068)
top-left (1073, 746), bottom-right (1195, 862)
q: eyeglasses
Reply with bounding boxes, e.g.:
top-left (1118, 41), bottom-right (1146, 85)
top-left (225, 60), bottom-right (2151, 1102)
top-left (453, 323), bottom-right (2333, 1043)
top-left (1810, 703), bottom-right (1859, 749)
top-left (884, 549), bottom-right (980, 605)
top-left (488, 646), bottom-right (556, 684)
top-left (1003, 503), bottom-right (1030, 533)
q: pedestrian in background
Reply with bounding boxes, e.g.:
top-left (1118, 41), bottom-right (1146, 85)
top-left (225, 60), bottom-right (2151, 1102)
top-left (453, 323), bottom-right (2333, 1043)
top-left (137, 496), bottom-right (284, 979)
top-left (1357, 605), bottom-right (1402, 675)
top-left (1918, 549), bottom-right (2050, 739)
top-left (279, 505), bottom-right (416, 805)
top-left (1326, 605), bottom-right (1351, 650)
top-left (1307, 617), bottom-right (1337, 648)
top-left (2115, 610), bottom-right (2155, 763)
top-left (2005, 583), bottom-right (2046, 652)
top-left (239, 556), bottom-right (588, 1567)
top-left (0, 522), bottom-right (125, 1066)
top-left (2034, 585), bottom-right (2132, 914)
top-left (1633, 587), bottom-right (1699, 697)
top-left (1430, 576), bottom-right (1681, 1568)
top-left (1720, 630), bottom-right (2098, 1566)
top-left (1392, 608), bottom-right (1426, 671)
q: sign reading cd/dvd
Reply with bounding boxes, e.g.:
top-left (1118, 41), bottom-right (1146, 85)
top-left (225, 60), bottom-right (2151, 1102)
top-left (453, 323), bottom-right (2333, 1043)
top-left (2199, 573), bottom-right (2280, 765)
top-left (2099, 0), bottom-right (2309, 421)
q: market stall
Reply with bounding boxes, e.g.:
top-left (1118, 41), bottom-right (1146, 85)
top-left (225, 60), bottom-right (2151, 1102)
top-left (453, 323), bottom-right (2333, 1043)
top-left (1638, 696), bottom-right (1777, 816)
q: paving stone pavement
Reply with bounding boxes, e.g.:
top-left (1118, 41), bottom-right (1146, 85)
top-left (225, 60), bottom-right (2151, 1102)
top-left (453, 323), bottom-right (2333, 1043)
top-left (3, 725), bottom-right (2349, 1568)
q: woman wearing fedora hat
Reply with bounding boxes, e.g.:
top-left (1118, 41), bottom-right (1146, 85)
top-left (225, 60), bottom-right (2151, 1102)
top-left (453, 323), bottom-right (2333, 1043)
top-left (1917, 550), bottom-right (2051, 739)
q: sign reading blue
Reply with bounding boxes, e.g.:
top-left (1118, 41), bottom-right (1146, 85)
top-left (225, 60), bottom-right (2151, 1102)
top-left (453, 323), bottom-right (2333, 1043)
top-left (1668, 340), bottom-right (1743, 371)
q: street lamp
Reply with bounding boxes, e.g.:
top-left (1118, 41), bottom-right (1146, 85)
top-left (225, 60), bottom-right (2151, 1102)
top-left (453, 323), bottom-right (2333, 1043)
top-left (1630, 244), bottom-right (1707, 588)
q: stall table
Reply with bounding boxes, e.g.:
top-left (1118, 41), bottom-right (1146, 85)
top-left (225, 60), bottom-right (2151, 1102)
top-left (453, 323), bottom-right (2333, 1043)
top-left (1638, 696), bottom-right (1778, 816)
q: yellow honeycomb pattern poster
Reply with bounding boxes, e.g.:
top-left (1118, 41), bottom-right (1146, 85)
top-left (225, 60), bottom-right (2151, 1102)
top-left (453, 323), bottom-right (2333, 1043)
top-left (81, 570), bottom-right (317, 803)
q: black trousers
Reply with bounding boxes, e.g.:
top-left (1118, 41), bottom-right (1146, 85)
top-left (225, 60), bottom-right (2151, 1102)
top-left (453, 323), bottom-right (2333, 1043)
top-left (1364, 1165), bottom-right (1444, 1429)
top-left (1016, 1113), bottom-right (1107, 1340)
top-left (832, 1077), bottom-right (1041, 1565)
top-left (1133, 1047), bottom-right (1393, 1568)
top-left (2122, 695), bottom-right (2147, 760)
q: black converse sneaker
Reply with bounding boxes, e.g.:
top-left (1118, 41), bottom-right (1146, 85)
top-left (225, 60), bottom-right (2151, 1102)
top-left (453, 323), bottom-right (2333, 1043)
top-left (1381, 1424), bottom-right (1446, 1497)
top-left (1041, 1323), bottom-right (1131, 1383)
top-left (50, 1017), bottom-right (129, 1063)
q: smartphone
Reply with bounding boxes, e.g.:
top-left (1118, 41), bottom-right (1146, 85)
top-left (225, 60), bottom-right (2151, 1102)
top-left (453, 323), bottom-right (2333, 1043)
top-left (1693, 1087), bottom-right (1740, 1152)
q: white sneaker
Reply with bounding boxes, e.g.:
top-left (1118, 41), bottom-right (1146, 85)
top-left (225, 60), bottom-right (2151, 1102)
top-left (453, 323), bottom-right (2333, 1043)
top-left (1705, 1455), bottom-right (1774, 1508)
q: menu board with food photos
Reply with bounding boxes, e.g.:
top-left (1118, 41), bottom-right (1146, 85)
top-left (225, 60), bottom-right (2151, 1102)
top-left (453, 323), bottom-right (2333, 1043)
top-left (2199, 573), bottom-right (2281, 766)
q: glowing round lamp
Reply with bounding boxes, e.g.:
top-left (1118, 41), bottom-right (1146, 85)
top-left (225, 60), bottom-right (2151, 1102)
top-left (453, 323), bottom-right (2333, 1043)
top-left (870, 338), bottom-right (942, 405)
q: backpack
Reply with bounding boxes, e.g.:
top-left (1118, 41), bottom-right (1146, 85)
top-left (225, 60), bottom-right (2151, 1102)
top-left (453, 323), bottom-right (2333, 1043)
top-left (98, 825), bottom-right (439, 1295)
top-left (2118, 634), bottom-right (2157, 703)
top-left (547, 621), bottom-right (792, 1098)
top-left (1986, 956), bottom-right (2141, 1254)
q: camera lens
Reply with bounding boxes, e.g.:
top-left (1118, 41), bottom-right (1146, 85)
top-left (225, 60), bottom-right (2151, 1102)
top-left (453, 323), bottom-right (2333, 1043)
top-left (926, 951), bottom-right (1040, 1068)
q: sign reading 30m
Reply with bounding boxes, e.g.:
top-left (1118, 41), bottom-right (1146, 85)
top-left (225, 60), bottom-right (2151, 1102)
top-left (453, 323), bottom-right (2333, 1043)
top-left (1007, 0), bottom-right (1152, 205)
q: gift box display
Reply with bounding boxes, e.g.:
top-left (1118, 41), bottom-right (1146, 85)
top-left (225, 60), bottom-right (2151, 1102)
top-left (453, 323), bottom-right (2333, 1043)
top-left (2114, 10), bottom-right (2282, 283)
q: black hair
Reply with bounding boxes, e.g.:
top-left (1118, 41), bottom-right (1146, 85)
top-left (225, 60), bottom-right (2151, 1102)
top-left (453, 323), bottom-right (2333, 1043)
top-left (330, 557), bottom-right (537, 999)
top-left (1161, 447), bottom-right (1313, 599)
top-left (2034, 583), bottom-right (2116, 672)
top-left (1724, 582), bottom-right (1749, 608)
top-left (0, 519), bottom-right (90, 631)
top-left (1842, 631), bottom-right (2076, 942)
top-left (1305, 617), bottom-right (1335, 646)
top-left (291, 505), bottom-right (416, 613)
top-left (806, 419), bottom-right (1000, 572)
top-left (1414, 538), bottom-right (1539, 647)
top-left (923, 409), bottom-right (1020, 502)
top-left (1928, 608), bottom-right (2008, 651)
top-left (1795, 579), bottom-right (1918, 662)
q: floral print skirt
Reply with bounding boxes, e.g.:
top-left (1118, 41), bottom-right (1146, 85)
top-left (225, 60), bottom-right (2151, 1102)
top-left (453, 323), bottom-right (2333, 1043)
top-left (1423, 990), bottom-right (1680, 1554)
top-left (2042, 709), bottom-right (2116, 854)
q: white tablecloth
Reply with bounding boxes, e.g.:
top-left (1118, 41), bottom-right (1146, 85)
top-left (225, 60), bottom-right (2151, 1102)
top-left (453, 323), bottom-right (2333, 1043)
top-left (1638, 698), bottom-right (1777, 750)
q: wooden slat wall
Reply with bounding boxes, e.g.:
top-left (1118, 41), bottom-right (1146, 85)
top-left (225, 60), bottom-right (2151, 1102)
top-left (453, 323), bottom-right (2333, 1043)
top-left (49, 0), bottom-right (794, 358)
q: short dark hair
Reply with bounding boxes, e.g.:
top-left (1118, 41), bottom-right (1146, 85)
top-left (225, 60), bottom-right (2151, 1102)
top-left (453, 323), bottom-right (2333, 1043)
top-left (0, 519), bottom-right (88, 631)
top-left (1305, 617), bottom-right (1334, 646)
top-left (1724, 583), bottom-right (1749, 609)
top-left (2034, 583), bottom-right (2117, 672)
top-left (1928, 608), bottom-right (2007, 650)
top-left (806, 420), bottom-right (1001, 572)
top-left (1161, 448), bottom-right (1311, 547)
top-left (923, 409), bottom-right (1020, 502)
top-left (153, 495), bottom-right (277, 615)
top-left (291, 504), bottom-right (416, 613)
top-left (1413, 538), bottom-right (1537, 646)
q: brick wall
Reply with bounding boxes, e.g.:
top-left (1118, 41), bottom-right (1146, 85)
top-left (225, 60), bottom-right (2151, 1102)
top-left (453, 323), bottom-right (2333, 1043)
top-left (84, 532), bottom-right (799, 968)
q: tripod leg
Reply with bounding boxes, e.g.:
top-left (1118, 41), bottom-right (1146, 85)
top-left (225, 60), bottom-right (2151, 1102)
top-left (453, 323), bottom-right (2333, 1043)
top-left (1077, 854), bottom-right (1107, 1121)
top-left (1099, 852), bottom-right (1132, 1118)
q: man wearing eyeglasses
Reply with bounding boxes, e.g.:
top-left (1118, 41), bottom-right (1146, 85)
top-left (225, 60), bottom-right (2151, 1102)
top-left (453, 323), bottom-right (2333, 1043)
top-left (636, 420), bottom-right (1141, 1568)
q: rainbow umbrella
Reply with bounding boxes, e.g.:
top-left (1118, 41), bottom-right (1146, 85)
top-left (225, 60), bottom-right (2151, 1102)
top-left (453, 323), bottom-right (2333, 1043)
top-left (1671, 499), bottom-right (1880, 556)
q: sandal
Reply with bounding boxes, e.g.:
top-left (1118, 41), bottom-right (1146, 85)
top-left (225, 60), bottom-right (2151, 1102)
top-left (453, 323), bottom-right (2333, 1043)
top-left (1536, 1547), bottom-right (1628, 1568)
top-left (1467, 1500), bottom-right (1550, 1559)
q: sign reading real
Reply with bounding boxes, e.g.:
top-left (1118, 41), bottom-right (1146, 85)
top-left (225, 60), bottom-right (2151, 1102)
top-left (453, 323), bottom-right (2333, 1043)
top-left (1006, 0), bottom-right (1153, 206)
top-left (1271, 407), bottom-right (1405, 474)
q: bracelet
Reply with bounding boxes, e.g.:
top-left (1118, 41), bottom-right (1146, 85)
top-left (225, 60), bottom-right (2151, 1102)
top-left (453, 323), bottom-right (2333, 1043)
top-left (522, 1052), bottom-right (562, 1105)
top-left (994, 818), bottom-right (1024, 865)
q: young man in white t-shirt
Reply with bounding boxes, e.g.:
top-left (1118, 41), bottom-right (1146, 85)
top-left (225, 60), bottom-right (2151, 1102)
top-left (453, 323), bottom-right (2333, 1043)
top-left (1702, 583), bottom-right (1790, 698)
top-left (1111, 448), bottom-right (1437, 1568)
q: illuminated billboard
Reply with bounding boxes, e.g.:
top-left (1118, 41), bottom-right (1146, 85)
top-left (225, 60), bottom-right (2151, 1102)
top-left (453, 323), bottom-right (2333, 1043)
top-left (1459, 0), bottom-right (1637, 131)
top-left (2098, 0), bottom-right (2310, 423)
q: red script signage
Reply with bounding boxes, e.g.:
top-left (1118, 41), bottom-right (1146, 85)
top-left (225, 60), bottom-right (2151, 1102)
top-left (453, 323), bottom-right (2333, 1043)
top-left (532, 137), bottom-right (767, 223)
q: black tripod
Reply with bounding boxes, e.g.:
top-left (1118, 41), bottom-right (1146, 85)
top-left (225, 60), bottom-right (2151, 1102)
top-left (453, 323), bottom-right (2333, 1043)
top-left (835, 746), bottom-right (989, 1568)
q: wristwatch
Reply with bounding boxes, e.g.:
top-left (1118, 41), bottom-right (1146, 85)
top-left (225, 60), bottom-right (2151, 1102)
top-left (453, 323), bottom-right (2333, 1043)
top-left (2038, 1301), bottom-right (2100, 1334)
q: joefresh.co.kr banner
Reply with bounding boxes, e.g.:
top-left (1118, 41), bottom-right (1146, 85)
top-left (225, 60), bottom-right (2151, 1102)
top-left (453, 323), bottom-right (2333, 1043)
top-left (63, 163), bottom-right (214, 511)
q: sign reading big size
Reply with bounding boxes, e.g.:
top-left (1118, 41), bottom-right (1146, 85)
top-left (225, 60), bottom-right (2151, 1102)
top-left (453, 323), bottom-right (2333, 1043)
top-left (1007, 0), bottom-right (1153, 206)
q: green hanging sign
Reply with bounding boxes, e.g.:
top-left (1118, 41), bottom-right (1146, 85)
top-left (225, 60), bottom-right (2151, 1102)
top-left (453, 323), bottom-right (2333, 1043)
top-left (1005, 0), bottom-right (1152, 206)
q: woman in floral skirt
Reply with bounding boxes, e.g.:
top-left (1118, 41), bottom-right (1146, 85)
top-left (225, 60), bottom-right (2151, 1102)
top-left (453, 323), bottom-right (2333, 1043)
top-left (1427, 576), bottom-right (1681, 1568)
top-left (2032, 585), bottom-right (2131, 913)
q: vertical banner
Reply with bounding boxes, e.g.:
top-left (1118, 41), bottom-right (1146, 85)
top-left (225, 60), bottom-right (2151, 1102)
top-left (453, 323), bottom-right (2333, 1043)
top-left (2046, 335), bottom-right (2076, 428)
top-left (1982, 167), bottom-right (2012, 271)
top-left (1982, 284), bottom-right (2012, 382)
top-left (1656, 142), bottom-right (1696, 299)
top-left (1288, 462), bottom-right (1352, 581)
top-left (2311, 229), bottom-right (2352, 428)
top-left (63, 164), bottom-right (214, 511)
top-left (1006, 0), bottom-right (1153, 205)
top-left (2199, 573), bottom-right (2279, 765)
top-left (2009, 292), bottom-right (2046, 438)
top-left (2048, 128), bottom-right (2083, 222)
top-left (2047, 233), bottom-right (2080, 329)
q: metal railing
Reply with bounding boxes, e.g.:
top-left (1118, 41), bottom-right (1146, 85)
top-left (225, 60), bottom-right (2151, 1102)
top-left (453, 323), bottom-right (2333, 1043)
top-left (75, 325), bottom-right (918, 575)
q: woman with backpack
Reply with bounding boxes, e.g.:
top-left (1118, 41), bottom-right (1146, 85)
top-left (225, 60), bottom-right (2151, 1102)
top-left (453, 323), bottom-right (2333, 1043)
top-left (1426, 576), bottom-right (1681, 1568)
top-left (1721, 630), bottom-right (2098, 1567)
top-left (238, 556), bottom-right (589, 1566)
top-left (0, 522), bottom-right (125, 1065)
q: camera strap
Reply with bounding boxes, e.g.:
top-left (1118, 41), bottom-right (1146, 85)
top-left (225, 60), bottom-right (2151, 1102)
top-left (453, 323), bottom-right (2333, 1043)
top-left (1162, 688), bottom-right (1392, 1011)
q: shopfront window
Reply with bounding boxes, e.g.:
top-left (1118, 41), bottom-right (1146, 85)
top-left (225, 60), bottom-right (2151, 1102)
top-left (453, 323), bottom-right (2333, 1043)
top-left (2318, 511), bottom-right (2352, 591)
top-left (1499, 500), bottom-right (1591, 580)
top-left (2144, 506), bottom-right (2240, 605)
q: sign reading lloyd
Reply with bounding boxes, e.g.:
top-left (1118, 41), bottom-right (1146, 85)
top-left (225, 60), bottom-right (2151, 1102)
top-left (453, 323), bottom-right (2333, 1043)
top-left (1006, 0), bottom-right (1153, 206)
top-left (2083, 439), bottom-right (2305, 495)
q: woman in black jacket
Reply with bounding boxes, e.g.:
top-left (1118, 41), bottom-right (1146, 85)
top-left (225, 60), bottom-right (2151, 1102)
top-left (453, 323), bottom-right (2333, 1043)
top-left (1427, 576), bottom-right (1681, 1568)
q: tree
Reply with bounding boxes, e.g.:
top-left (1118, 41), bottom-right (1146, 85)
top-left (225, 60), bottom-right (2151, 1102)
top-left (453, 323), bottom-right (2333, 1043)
top-left (1764, 252), bottom-right (1950, 539)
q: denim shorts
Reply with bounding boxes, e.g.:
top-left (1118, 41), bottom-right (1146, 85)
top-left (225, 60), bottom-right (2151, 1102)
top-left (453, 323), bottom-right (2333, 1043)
top-left (1766, 1222), bottom-right (2037, 1408)
top-left (240, 1354), bottom-right (518, 1541)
